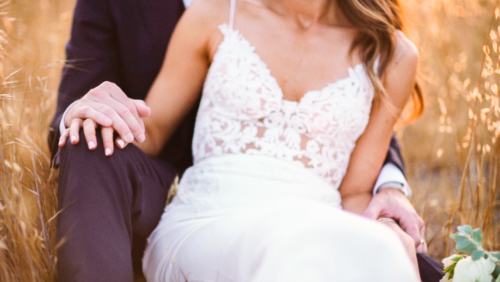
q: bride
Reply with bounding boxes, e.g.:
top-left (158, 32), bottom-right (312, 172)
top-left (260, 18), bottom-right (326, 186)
top-left (138, 0), bottom-right (422, 280)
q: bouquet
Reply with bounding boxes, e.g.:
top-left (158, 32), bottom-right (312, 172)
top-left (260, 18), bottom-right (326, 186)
top-left (441, 225), bottom-right (500, 282)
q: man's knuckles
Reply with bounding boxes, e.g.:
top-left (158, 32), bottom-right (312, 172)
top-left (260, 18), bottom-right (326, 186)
top-left (75, 106), bottom-right (92, 118)
top-left (87, 88), bottom-right (108, 100)
top-left (99, 81), bottom-right (120, 92)
top-left (117, 104), bottom-right (132, 117)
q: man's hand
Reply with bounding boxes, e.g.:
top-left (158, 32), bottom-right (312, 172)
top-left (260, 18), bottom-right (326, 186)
top-left (363, 188), bottom-right (427, 254)
top-left (381, 220), bottom-right (421, 279)
top-left (58, 81), bottom-right (151, 156)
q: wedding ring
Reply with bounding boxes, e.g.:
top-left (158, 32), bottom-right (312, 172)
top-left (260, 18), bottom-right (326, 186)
top-left (377, 217), bottom-right (396, 223)
top-left (419, 239), bottom-right (425, 246)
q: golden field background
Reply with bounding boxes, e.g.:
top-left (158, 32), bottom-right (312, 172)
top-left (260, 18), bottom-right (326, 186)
top-left (0, 0), bottom-right (499, 280)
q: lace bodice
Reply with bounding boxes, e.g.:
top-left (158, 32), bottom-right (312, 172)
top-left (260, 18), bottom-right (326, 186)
top-left (192, 23), bottom-right (375, 189)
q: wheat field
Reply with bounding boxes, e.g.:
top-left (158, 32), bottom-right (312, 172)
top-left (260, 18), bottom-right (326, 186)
top-left (0, 0), bottom-right (498, 280)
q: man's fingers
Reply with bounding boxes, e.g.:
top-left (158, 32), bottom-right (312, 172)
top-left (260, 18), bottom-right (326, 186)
top-left (69, 118), bottom-right (83, 144)
top-left (416, 222), bottom-right (428, 254)
top-left (83, 119), bottom-right (98, 150)
top-left (416, 239), bottom-right (428, 254)
top-left (101, 127), bottom-right (114, 156)
top-left (59, 129), bottom-right (70, 147)
top-left (88, 102), bottom-right (136, 143)
top-left (362, 200), bottom-right (383, 220)
top-left (398, 213), bottom-right (423, 247)
top-left (102, 82), bottom-right (142, 120)
top-left (417, 215), bottom-right (425, 231)
top-left (97, 96), bottom-right (145, 143)
top-left (382, 221), bottom-right (420, 278)
top-left (98, 83), bottom-right (146, 142)
top-left (72, 103), bottom-right (113, 127)
top-left (87, 99), bottom-right (141, 143)
top-left (132, 99), bottom-right (151, 117)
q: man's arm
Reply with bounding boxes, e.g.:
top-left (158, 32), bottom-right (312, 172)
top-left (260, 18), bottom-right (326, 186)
top-left (49, 0), bottom-right (122, 164)
top-left (374, 134), bottom-right (411, 196)
top-left (369, 134), bottom-right (425, 252)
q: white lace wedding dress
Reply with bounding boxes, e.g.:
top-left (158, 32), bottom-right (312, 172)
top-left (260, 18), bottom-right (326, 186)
top-left (142, 0), bottom-right (419, 281)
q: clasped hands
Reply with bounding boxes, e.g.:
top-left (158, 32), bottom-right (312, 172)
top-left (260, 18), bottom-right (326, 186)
top-left (58, 81), bottom-right (427, 260)
top-left (59, 81), bottom-right (150, 155)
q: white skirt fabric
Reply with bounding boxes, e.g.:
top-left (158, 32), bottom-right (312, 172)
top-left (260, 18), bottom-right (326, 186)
top-left (142, 154), bottom-right (419, 282)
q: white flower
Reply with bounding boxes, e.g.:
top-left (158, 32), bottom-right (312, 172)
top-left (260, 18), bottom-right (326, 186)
top-left (439, 272), bottom-right (451, 282)
top-left (453, 256), bottom-right (495, 282)
top-left (442, 254), bottom-right (463, 269)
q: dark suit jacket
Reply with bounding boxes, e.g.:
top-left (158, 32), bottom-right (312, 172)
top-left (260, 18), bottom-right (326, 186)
top-left (49, 0), bottom-right (406, 176)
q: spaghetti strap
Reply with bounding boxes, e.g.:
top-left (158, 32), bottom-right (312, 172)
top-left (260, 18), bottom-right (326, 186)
top-left (229, 0), bottom-right (236, 29)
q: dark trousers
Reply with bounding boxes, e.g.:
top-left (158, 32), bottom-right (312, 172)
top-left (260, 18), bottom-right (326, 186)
top-left (56, 133), bottom-right (443, 282)
top-left (57, 131), bottom-right (176, 281)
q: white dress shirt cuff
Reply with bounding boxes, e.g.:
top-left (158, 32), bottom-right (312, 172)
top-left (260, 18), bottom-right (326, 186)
top-left (59, 100), bottom-right (79, 134)
top-left (373, 163), bottom-right (412, 197)
top-left (183, 0), bottom-right (194, 8)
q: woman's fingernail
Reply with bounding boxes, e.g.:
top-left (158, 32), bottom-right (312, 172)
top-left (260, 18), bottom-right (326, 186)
top-left (105, 148), bottom-right (111, 156)
top-left (71, 136), bottom-right (77, 143)
top-left (117, 139), bottom-right (125, 149)
top-left (138, 133), bottom-right (145, 143)
top-left (59, 139), bottom-right (64, 146)
top-left (126, 133), bottom-right (134, 143)
top-left (88, 141), bottom-right (96, 150)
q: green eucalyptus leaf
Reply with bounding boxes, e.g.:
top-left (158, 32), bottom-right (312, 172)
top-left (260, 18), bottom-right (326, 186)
top-left (461, 244), bottom-right (478, 254)
top-left (456, 237), bottom-right (477, 254)
top-left (472, 229), bottom-right (483, 246)
top-left (451, 233), bottom-right (460, 242)
top-left (495, 273), bottom-right (500, 282)
top-left (471, 250), bottom-right (485, 261)
top-left (491, 252), bottom-right (500, 261)
top-left (458, 225), bottom-right (473, 236)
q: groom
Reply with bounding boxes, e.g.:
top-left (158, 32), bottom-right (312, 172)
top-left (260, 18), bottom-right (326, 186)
top-left (49, 0), bottom-right (443, 281)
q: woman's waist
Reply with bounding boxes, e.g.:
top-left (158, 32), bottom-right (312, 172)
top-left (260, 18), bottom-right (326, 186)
top-left (173, 154), bottom-right (342, 209)
top-left (190, 154), bottom-right (333, 186)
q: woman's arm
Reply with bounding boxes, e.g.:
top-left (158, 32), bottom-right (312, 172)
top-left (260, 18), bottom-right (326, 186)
top-left (137, 0), bottom-right (228, 156)
top-left (339, 31), bottom-right (419, 214)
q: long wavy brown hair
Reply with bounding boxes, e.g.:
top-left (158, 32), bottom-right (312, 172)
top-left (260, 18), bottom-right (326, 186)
top-left (337, 0), bottom-right (424, 121)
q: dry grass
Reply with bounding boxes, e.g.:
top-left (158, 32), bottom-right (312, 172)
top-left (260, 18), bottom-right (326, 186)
top-left (403, 0), bottom-right (500, 259)
top-left (0, 0), bottom-right (73, 280)
top-left (0, 0), bottom-right (498, 280)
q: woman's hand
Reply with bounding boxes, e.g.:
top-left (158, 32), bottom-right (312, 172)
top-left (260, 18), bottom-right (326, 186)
top-left (381, 220), bottom-right (421, 279)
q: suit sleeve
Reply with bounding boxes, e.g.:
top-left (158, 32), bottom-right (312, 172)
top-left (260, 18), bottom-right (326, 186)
top-left (48, 0), bottom-right (122, 165)
top-left (383, 134), bottom-right (406, 176)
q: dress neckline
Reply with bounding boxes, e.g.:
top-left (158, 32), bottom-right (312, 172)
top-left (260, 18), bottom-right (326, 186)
top-left (213, 23), bottom-right (365, 105)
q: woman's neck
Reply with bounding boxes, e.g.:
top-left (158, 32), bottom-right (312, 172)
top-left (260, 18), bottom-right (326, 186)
top-left (259, 0), bottom-right (349, 29)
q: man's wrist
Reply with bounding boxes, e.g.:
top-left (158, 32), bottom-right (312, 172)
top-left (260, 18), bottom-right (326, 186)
top-left (378, 182), bottom-right (406, 194)
top-left (373, 163), bottom-right (412, 197)
top-left (375, 187), bottom-right (410, 201)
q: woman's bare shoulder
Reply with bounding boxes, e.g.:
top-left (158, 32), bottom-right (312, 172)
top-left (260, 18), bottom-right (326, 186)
top-left (383, 31), bottom-right (419, 104)
top-left (178, 0), bottom-right (232, 56)
top-left (390, 30), bottom-right (419, 72)
top-left (184, 0), bottom-right (231, 27)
